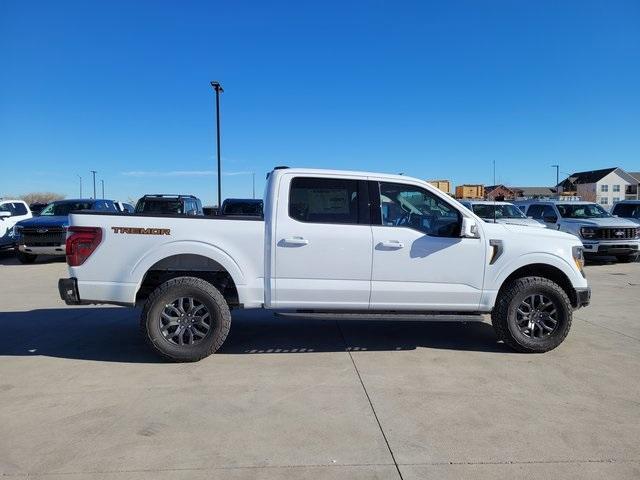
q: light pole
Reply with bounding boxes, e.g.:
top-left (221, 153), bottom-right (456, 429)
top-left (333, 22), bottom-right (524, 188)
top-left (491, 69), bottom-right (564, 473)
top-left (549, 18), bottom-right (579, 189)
top-left (101, 179), bottom-right (105, 199)
top-left (210, 80), bottom-right (224, 208)
top-left (77, 175), bottom-right (82, 198)
top-left (551, 165), bottom-right (560, 194)
top-left (252, 172), bottom-right (255, 199)
top-left (90, 170), bottom-right (97, 199)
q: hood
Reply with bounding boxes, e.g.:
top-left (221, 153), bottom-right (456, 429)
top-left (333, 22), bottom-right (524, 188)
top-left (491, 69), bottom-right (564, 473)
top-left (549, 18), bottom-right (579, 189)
top-left (559, 217), bottom-right (638, 228)
top-left (494, 217), bottom-right (545, 228)
top-left (491, 222), bottom-right (579, 242)
top-left (17, 216), bottom-right (69, 228)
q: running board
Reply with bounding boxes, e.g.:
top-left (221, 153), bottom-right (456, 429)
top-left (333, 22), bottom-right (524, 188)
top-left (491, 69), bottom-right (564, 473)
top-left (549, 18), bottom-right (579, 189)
top-left (275, 312), bottom-right (485, 322)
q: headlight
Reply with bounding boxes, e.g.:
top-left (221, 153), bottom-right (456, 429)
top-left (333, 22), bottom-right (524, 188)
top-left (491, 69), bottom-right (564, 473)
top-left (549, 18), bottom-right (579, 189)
top-left (572, 245), bottom-right (585, 276)
top-left (580, 227), bottom-right (597, 239)
top-left (10, 225), bottom-right (21, 238)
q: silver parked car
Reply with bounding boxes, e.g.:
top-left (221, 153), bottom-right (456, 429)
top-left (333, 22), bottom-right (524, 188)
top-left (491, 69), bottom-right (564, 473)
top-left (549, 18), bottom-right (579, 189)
top-left (459, 201), bottom-right (544, 228)
top-left (516, 200), bottom-right (640, 262)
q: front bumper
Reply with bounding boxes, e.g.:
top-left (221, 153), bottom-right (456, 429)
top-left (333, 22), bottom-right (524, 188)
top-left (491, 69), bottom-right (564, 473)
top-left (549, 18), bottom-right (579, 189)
top-left (58, 278), bottom-right (81, 305)
top-left (582, 240), bottom-right (639, 256)
top-left (574, 287), bottom-right (591, 309)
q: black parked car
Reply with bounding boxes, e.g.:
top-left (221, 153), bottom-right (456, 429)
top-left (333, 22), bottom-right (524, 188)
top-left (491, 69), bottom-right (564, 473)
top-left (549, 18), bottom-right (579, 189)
top-left (221, 198), bottom-right (264, 217)
top-left (135, 195), bottom-right (203, 216)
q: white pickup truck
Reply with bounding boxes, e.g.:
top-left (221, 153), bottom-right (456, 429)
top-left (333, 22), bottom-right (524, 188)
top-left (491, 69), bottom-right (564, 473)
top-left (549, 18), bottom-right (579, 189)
top-left (59, 167), bottom-right (590, 361)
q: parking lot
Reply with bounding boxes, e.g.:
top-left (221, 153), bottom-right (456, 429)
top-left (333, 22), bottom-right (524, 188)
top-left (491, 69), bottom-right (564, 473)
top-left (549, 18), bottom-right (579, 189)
top-left (1, 255), bottom-right (639, 479)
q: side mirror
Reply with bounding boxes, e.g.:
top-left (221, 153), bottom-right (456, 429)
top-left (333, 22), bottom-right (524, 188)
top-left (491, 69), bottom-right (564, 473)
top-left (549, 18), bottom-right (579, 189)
top-left (0, 211), bottom-right (11, 219)
top-left (461, 217), bottom-right (480, 238)
top-left (543, 215), bottom-right (558, 223)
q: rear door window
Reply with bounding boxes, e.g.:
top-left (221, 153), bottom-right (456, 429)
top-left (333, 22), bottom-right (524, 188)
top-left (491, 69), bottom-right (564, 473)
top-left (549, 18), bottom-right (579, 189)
top-left (289, 177), bottom-right (363, 224)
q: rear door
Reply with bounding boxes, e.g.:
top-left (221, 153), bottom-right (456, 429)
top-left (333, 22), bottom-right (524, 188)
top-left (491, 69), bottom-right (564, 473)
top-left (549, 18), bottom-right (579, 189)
top-left (272, 174), bottom-right (373, 309)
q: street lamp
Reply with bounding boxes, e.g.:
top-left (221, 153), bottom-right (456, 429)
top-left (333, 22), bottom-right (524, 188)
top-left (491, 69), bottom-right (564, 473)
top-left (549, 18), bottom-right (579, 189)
top-left (91, 170), bottom-right (97, 199)
top-left (551, 165), bottom-right (560, 194)
top-left (77, 175), bottom-right (82, 198)
top-left (252, 172), bottom-right (255, 199)
top-left (210, 80), bottom-right (224, 208)
top-left (101, 179), bottom-right (105, 199)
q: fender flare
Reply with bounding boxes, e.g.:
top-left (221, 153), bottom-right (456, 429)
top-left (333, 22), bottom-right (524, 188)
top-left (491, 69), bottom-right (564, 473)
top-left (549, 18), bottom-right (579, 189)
top-left (130, 240), bottom-right (247, 294)
top-left (493, 252), bottom-right (582, 292)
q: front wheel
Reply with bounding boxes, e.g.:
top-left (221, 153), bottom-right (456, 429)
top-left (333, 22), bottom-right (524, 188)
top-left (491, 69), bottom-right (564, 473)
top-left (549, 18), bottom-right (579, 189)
top-left (141, 276), bottom-right (231, 362)
top-left (491, 276), bottom-right (572, 353)
top-left (17, 252), bottom-right (37, 264)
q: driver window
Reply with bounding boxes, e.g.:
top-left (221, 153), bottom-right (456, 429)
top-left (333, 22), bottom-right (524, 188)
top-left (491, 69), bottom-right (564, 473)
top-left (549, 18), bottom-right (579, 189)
top-left (379, 182), bottom-right (461, 237)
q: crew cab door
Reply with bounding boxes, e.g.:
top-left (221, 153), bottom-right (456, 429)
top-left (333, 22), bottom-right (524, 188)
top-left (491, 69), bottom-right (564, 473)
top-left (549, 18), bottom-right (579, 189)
top-left (369, 180), bottom-right (486, 311)
top-left (272, 175), bottom-right (373, 309)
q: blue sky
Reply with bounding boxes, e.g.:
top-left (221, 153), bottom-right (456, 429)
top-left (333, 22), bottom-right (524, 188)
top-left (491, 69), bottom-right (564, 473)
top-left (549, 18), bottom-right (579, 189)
top-left (1, 0), bottom-right (639, 205)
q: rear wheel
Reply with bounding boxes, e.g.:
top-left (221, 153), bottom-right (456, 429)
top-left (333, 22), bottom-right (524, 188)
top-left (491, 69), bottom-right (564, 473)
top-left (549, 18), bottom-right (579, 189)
top-left (492, 276), bottom-right (572, 353)
top-left (616, 254), bottom-right (638, 263)
top-left (17, 252), bottom-right (37, 264)
top-left (141, 276), bottom-right (231, 362)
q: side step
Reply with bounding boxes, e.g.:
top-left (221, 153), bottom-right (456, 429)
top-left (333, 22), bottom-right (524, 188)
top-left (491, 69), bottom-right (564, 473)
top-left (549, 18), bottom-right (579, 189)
top-left (275, 312), bottom-right (485, 322)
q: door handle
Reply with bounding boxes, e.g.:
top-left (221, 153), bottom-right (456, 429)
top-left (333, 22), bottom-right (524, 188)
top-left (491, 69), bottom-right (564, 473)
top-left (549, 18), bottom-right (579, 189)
top-left (282, 236), bottom-right (309, 246)
top-left (379, 240), bottom-right (404, 249)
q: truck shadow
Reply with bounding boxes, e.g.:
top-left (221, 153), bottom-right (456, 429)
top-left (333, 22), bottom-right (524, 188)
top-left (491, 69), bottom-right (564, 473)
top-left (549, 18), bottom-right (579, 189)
top-left (0, 307), bottom-right (510, 363)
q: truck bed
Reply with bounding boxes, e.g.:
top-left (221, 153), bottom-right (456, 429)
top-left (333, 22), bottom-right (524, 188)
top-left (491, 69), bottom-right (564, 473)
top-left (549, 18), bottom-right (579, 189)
top-left (67, 212), bottom-right (265, 307)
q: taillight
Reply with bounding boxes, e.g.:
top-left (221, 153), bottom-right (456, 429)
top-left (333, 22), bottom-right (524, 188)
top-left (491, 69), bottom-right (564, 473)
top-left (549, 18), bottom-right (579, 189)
top-left (66, 227), bottom-right (102, 266)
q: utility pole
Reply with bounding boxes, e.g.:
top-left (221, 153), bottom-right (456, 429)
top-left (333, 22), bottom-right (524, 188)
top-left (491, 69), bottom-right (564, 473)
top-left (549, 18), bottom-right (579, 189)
top-left (77, 175), bottom-right (82, 198)
top-left (252, 172), bottom-right (255, 199)
top-left (551, 165), bottom-right (560, 194)
top-left (101, 179), bottom-right (105, 199)
top-left (90, 170), bottom-right (97, 199)
top-left (210, 81), bottom-right (224, 208)
top-left (493, 160), bottom-right (496, 185)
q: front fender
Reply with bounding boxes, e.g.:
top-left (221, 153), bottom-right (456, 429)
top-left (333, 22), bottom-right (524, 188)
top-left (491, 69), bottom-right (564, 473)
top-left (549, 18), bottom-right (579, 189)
top-left (492, 252), bottom-right (586, 291)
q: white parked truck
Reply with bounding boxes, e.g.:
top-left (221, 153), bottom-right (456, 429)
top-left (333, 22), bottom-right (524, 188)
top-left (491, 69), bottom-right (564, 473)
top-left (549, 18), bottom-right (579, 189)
top-left (59, 168), bottom-right (591, 361)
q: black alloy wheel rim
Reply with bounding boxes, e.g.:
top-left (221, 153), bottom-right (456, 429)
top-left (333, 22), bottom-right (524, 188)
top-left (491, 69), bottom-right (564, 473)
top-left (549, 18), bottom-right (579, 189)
top-left (160, 297), bottom-right (212, 346)
top-left (515, 294), bottom-right (559, 339)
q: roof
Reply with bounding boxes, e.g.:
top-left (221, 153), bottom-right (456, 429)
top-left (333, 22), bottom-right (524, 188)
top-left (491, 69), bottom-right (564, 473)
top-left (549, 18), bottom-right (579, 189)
top-left (461, 200), bottom-right (515, 205)
top-left (562, 167), bottom-right (618, 185)
top-left (511, 186), bottom-right (557, 196)
top-left (485, 184), bottom-right (516, 194)
top-left (628, 172), bottom-right (640, 182)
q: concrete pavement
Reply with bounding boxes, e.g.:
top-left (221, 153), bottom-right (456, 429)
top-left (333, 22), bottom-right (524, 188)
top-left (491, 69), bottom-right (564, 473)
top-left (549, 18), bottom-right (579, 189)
top-left (0, 254), bottom-right (639, 479)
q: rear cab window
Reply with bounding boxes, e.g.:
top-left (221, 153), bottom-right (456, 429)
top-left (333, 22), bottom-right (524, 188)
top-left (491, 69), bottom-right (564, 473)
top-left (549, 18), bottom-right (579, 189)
top-left (289, 177), bottom-right (368, 224)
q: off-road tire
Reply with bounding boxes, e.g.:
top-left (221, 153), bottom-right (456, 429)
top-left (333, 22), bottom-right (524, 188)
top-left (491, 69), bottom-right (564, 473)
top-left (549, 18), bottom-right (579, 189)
top-left (17, 252), bottom-right (37, 264)
top-left (616, 254), bottom-right (638, 263)
top-left (141, 276), bottom-right (231, 362)
top-left (491, 276), bottom-right (572, 353)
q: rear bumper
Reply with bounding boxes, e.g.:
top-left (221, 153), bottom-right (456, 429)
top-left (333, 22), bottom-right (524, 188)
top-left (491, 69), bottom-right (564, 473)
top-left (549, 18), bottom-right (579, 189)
top-left (574, 287), bottom-right (591, 309)
top-left (20, 244), bottom-right (66, 256)
top-left (58, 278), bottom-right (81, 305)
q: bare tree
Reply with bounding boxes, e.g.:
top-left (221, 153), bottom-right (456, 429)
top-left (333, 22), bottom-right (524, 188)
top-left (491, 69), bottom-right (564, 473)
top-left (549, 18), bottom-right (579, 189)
top-left (19, 192), bottom-right (65, 205)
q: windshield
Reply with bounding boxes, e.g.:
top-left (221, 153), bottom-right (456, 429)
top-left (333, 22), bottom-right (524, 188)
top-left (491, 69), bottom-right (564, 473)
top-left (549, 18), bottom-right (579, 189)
top-left (136, 199), bottom-right (183, 214)
top-left (613, 203), bottom-right (640, 219)
top-left (39, 201), bottom-right (94, 216)
top-left (472, 204), bottom-right (527, 219)
top-left (556, 204), bottom-right (611, 219)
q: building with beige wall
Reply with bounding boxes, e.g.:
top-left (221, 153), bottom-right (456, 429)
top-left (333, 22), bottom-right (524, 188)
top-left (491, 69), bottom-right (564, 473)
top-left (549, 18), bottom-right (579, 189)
top-left (455, 184), bottom-right (485, 199)
top-left (427, 179), bottom-right (451, 194)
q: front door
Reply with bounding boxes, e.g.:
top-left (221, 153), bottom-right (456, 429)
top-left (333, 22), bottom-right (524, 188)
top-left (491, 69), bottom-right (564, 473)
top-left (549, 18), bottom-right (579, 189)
top-left (272, 175), bottom-right (373, 309)
top-left (370, 181), bottom-right (486, 310)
